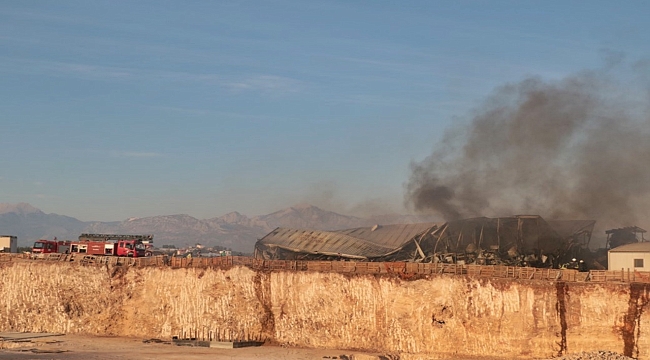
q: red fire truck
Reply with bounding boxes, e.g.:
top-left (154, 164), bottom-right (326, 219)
top-left (32, 234), bottom-right (153, 257)
top-left (69, 234), bottom-right (153, 257)
top-left (31, 238), bottom-right (71, 254)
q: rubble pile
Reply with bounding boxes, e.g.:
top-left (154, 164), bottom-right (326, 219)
top-left (549, 351), bottom-right (635, 360)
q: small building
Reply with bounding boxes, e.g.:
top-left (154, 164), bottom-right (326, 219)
top-left (0, 235), bottom-right (18, 253)
top-left (608, 242), bottom-right (650, 271)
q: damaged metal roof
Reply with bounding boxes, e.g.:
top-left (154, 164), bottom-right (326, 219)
top-left (547, 220), bottom-right (597, 239)
top-left (335, 223), bottom-right (441, 248)
top-left (254, 217), bottom-right (596, 266)
top-left (256, 223), bottom-right (440, 260)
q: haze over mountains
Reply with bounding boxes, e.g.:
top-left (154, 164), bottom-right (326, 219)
top-left (0, 203), bottom-right (436, 253)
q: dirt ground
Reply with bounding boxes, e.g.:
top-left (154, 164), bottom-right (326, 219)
top-left (0, 334), bottom-right (518, 360)
top-left (0, 334), bottom-right (394, 360)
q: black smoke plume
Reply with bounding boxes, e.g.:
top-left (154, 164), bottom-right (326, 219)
top-left (406, 68), bottom-right (650, 232)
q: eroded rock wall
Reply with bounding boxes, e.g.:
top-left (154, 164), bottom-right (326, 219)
top-left (1, 260), bottom-right (648, 359)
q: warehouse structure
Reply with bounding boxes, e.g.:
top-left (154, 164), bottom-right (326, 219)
top-left (254, 216), bottom-right (596, 268)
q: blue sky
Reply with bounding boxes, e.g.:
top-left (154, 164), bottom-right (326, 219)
top-left (1, 1), bottom-right (648, 221)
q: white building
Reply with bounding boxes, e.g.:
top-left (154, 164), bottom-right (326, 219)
top-left (0, 235), bottom-right (17, 253)
top-left (608, 242), bottom-right (650, 271)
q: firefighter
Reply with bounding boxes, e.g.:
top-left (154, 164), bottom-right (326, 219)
top-left (561, 258), bottom-right (578, 269)
top-left (578, 259), bottom-right (587, 272)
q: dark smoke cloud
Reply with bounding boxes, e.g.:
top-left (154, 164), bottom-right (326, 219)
top-left (406, 67), bottom-right (650, 230)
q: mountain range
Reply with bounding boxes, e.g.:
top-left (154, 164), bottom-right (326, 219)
top-left (0, 203), bottom-right (436, 253)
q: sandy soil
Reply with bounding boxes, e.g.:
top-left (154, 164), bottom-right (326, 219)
top-left (0, 334), bottom-right (519, 360)
top-left (0, 334), bottom-right (391, 360)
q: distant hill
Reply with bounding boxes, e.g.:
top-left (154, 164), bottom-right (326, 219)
top-left (254, 204), bottom-right (367, 230)
top-left (0, 203), bottom-right (88, 244)
top-left (0, 202), bottom-right (437, 253)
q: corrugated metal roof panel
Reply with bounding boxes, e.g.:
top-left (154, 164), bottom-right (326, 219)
top-left (336, 223), bottom-right (441, 248)
top-left (257, 223), bottom-right (439, 258)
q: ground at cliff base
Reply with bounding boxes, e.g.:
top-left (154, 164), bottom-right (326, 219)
top-left (0, 334), bottom-right (395, 360)
top-left (3, 334), bottom-right (631, 360)
top-left (545, 351), bottom-right (635, 360)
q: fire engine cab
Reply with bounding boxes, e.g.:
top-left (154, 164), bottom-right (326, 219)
top-left (31, 238), bottom-right (71, 254)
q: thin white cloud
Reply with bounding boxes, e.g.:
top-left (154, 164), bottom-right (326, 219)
top-left (147, 106), bottom-right (310, 123)
top-left (33, 193), bottom-right (60, 200)
top-left (224, 75), bottom-right (302, 95)
top-left (113, 151), bottom-right (162, 158)
top-left (0, 56), bottom-right (302, 96)
top-left (148, 106), bottom-right (209, 116)
top-left (61, 63), bottom-right (132, 80)
top-left (0, 57), bottom-right (134, 81)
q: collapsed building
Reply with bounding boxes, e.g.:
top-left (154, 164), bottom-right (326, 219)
top-left (605, 226), bottom-right (647, 249)
top-left (254, 215), bottom-right (596, 268)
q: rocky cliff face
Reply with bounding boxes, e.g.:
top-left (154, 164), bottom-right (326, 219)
top-left (1, 261), bottom-right (648, 359)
